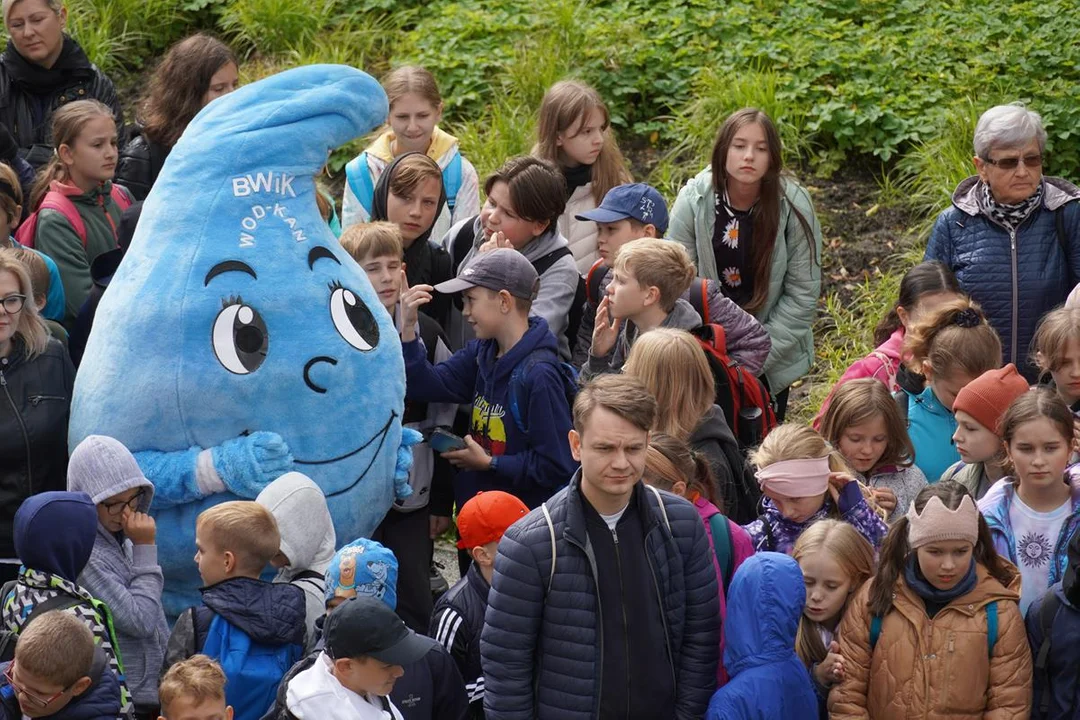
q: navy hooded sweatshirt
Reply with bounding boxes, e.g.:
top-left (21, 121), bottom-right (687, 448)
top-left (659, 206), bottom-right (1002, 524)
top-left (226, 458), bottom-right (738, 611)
top-left (13, 491), bottom-right (98, 583)
top-left (0, 648), bottom-right (122, 720)
top-left (403, 316), bottom-right (577, 509)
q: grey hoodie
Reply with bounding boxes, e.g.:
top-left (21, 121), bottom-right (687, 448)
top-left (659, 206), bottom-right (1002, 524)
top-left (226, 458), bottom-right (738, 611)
top-left (581, 297), bottom-right (702, 381)
top-left (443, 216), bottom-right (581, 360)
top-left (256, 472), bottom-right (336, 649)
top-left (67, 435), bottom-right (169, 708)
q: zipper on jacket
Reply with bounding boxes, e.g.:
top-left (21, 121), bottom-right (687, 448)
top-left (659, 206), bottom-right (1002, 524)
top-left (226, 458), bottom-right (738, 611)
top-left (28, 394), bottom-right (65, 407)
top-left (99, 193), bottom-right (120, 242)
top-left (1010, 229), bottom-right (1019, 365)
top-left (612, 529), bottom-right (633, 716)
top-left (0, 370), bottom-right (33, 494)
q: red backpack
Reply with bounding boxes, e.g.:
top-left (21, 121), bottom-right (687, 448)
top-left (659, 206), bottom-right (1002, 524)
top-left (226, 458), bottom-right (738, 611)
top-left (16, 185), bottom-right (131, 249)
top-left (689, 323), bottom-right (777, 450)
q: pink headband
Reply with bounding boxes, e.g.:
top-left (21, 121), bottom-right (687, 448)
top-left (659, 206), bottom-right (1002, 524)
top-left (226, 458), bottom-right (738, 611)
top-left (755, 456), bottom-right (831, 497)
top-left (906, 495), bottom-right (979, 549)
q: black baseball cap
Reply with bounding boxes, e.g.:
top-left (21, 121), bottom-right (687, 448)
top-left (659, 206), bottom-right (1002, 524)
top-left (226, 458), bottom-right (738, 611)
top-left (325, 596), bottom-right (439, 665)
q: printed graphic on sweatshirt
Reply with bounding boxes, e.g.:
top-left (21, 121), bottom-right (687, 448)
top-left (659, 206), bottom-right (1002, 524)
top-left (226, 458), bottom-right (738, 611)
top-left (471, 395), bottom-right (507, 456)
top-left (1018, 531), bottom-right (1053, 568)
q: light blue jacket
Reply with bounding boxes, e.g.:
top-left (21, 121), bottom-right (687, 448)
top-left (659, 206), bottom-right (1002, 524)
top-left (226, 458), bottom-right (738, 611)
top-left (903, 385), bottom-right (959, 483)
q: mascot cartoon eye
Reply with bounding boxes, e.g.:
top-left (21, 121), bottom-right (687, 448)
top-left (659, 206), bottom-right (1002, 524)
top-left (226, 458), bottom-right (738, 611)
top-left (329, 282), bottom-right (379, 352)
top-left (212, 300), bottom-right (269, 374)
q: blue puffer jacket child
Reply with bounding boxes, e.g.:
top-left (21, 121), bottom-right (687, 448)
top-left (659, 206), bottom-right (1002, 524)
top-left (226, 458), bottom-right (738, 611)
top-left (925, 176), bottom-right (1080, 380)
top-left (705, 552), bottom-right (817, 720)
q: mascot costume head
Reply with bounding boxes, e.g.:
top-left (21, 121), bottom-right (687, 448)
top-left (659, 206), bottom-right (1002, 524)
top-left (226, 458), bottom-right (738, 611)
top-left (69, 65), bottom-right (420, 616)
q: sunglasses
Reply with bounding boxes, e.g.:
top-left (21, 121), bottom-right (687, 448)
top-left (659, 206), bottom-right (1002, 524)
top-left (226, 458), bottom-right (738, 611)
top-left (983, 153), bottom-right (1043, 171)
top-left (4, 662), bottom-right (72, 708)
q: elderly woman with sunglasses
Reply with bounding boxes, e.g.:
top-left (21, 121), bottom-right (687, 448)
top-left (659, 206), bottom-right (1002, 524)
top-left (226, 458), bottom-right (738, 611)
top-left (0, 248), bottom-right (74, 584)
top-left (925, 103), bottom-right (1080, 381)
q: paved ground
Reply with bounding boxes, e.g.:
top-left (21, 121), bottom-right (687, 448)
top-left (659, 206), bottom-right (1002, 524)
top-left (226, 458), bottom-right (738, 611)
top-left (433, 538), bottom-right (461, 588)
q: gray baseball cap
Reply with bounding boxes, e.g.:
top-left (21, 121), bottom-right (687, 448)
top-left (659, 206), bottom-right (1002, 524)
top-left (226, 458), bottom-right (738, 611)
top-left (435, 248), bottom-right (540, 301)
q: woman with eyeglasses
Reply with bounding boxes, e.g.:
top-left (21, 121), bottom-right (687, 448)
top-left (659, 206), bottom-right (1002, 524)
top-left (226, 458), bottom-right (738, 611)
top-left (925, 103), bottom-right (1080, 382)
top-left (0, 248), bottom-right (74, 584)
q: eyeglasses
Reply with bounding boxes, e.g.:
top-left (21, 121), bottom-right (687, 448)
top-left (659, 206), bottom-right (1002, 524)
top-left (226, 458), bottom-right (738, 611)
top-left (983, 153), bottom-right (1043, 171)
top-left (0, 294), bottom-right (26, 314)
top-left (4, 662), bottom-right (71, 708)
top-left (101, 489), bottom-right (145, 516)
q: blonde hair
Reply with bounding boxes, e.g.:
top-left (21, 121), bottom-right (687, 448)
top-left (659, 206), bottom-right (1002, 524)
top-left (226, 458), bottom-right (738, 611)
top-left (1033, 307), bottom-right (1080, 379)
top-left (819, 378), bottom-right (915, 472)
top-left (3, 0), bottom-right (61, 24)
top-left (382, 65), bottom-right (442, 111)
top-left (340, 222), bottom-right (403, 264)
top-left (15, 611), bottom-right (94, 688)
top-left (10, 246), bottom-right (48, 304)
top-left (613, 239), bottom-right (696, 312)
top-left (792, 520), bottom-right (875, 669)
top-left (902, 297), bottom-right (1001, 380)
top-left (159, 655), bottom-right (227, 713)
top-left (29, 99), bottom-right (116, 211)
top-left (196, 501), bottom-right (280, 575)
top-left (533, 80), bottom-right (631, 205)
top-left (0, 161), bottom-right (22, 225)
top-left (624, 328), bottom-right (714, 441)
top-left (0, 248), bottom-right (49, 358)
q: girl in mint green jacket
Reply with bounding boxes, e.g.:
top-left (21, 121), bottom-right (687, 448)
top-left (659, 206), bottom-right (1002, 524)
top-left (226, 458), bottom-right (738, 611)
top-left (668, 109), bottom-right (821, 418)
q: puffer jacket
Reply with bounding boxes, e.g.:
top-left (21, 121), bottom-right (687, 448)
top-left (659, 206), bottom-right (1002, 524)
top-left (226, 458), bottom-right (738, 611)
top-left (559, 183), bottom-right (600, 274)
top-left (0, 37), bottom-right (123, 170)
top-left (0, 336), bottom-right (74, 560)
top-left (480, 474), bottom-right (719, 719)
top-left (113, 126), bottom-right (170, 201)
top-left (925, 176), bottom-right (1080, 380)
top-left (668, 168), bottom-right (822, 391)
top-left (830, 564), bottom-right (1032, 719)
top-left (1026, 582), bottom-right (1080, 720)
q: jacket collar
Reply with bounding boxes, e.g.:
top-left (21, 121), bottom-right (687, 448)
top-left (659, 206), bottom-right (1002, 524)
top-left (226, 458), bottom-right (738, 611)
top-left (951, 175), bottom-right (1080, 216)
top-left (893, 561), bottom-right (1020, 626)
top-left (465, 562), bottom-right (490, 604)
top-left (563, 470), bottom-right (658, 547)
top-left (982, 470), bottom-right (1080, 533)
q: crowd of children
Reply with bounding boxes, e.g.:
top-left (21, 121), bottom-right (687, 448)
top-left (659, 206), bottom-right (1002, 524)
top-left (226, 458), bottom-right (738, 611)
top-left (6, 20), bottom-right (1080, 719)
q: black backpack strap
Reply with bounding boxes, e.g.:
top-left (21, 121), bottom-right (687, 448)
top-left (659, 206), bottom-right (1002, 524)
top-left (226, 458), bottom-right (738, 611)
top-left (1036, 591), bottom-right (1063, 715)
top-left (291, 570), bottom-right (325, 593)
top-left (532, 246), bottom-right (573, 275)
top-left (893, 390), bottom-right (909, 426)
top-left (450, 216), bottom-right (479, 276)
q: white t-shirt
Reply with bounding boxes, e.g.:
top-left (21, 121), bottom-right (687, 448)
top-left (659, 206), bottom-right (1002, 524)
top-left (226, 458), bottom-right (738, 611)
top-left (1009, 493), bottom-right (1071, 615)
top-left (600, 504), bottom-right (628, 532)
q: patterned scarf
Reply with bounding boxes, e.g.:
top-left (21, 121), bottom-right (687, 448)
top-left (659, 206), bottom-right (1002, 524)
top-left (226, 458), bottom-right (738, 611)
top-left (3, 568), bottom-right (133, 719)
top-left (982, 181), bottom-right (1043, 231)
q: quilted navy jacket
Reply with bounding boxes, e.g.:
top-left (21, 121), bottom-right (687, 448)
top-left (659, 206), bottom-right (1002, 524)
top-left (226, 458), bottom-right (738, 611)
top-left (925, 176), bottom-right (1080, 379)
top-left (480, 472), bottom-right (720, 719)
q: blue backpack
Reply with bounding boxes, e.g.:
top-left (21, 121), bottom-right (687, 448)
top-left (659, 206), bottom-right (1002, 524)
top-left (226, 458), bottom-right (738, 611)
top-left (507, 349), bottom-right (578, 435)
top-left (198, 613), bottom-right (303, 720)
top-left (346, 150), bottom-right (463, 214)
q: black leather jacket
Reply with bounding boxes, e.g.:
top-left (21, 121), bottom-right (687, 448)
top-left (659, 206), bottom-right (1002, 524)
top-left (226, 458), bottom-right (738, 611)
top-left (0, 337), bottom-right (74, 558)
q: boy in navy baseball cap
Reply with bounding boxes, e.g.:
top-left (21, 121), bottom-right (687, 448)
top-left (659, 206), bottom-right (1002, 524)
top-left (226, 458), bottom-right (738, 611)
top-left (576, 183), bottom-right (669, 267)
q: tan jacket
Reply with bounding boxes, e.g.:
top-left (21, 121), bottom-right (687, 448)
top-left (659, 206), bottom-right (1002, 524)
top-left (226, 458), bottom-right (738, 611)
top-left (829, 564), bottom-right (1032, 719)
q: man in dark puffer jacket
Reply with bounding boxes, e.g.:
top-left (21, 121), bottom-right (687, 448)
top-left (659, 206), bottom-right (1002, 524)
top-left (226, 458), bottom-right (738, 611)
top-left (925, 103), bottom-right (1080, 382)
top-left (480, 374), bottom-right (719, 720)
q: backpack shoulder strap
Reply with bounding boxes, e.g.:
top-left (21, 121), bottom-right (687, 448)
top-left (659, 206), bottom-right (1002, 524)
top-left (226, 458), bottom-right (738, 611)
top-left (508, 350), bottom-right (568, 434)
top-left (985, 600), bottom-right (998, 658)
top-left (25, 594), bottom-right (86, 626)
top-left (1036, 592), bottom-right (1062, 714)
top-left (346, 152), bottom-right (376, 215)
top-left (893, 390), bottom-right (910, 425)
top-left (644, 484), bottom-right (672, 533)
top-left (541, 503), bottom-right (556, 595)
top-left (40, 192), bottom-right (88, 246)
top-left (532, 246), bottom-right (573, 276)
top-left (585, 258), bottom-right (606, 307)
top-left (109, 183), bottom-right (132, 211)
top-left (707, 513), bottom-right (734, 593)
top-left (450, 217), bottom-right (478, 276)
top-left (869, 614), bottom-right (883, 650)
top-left (443, 152), bottom-right (463, 210)
top-left (687, 279), bottom-right (710, 325)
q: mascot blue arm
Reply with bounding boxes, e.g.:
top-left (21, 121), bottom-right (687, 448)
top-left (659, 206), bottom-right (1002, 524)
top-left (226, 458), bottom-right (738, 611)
top-left (69, 65), bottom-right (421, 616)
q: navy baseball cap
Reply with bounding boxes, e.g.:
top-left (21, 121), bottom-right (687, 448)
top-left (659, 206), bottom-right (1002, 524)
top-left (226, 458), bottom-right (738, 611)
top-left (575, 183), bottom-right (669, 234)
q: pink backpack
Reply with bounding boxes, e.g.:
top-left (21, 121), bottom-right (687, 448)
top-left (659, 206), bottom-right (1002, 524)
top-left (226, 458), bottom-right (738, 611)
top-left (16, 185), bottom-right (132, 249)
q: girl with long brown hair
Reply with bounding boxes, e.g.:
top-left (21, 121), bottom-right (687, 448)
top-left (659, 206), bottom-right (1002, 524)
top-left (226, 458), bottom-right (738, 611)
top-left (668, 108), bottom-right (821, 420)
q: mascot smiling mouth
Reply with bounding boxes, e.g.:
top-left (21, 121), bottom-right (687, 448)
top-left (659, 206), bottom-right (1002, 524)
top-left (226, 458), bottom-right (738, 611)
top-left (293, 411), bottom-right (397, 497)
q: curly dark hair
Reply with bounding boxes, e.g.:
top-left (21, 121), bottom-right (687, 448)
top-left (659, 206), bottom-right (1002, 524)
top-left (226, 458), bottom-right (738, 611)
top-left (139, 33), bottom-right (236, 148)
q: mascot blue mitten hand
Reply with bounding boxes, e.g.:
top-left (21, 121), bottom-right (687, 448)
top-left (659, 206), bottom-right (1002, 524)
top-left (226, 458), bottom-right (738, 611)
top-left (68, 65), bottom-right (409, 617)
top-left (394, 428), bottom-right (423, 500)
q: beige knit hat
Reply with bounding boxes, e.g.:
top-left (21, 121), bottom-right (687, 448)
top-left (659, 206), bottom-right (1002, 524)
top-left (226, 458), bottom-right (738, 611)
top-left (906, 494), bottom-right (979, 549)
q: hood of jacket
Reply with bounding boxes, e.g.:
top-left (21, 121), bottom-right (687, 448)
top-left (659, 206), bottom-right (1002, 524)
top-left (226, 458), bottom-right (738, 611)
top-left (621, 297), bottom-right (701, 354)
top-left (256, 472), bottom-right (337, 579)
top-left (723, 552), bottom-right (805, 676)
top-left (688, 404), bottom-right (737, 451)
top-left (951, 175), bottom-right (1080, 217)
top-left (14, 491), bottom-right (97, 582)
top-left (201, 576), bottom-right (307, 646)
top-left (370, 151), bottom-right (447, 247)
top-left (66, 435), bottom-right (154, 510)
top-left (366, 126), bottom-right (460, 166)
top-left (475, 316), bottom-right (560, 389)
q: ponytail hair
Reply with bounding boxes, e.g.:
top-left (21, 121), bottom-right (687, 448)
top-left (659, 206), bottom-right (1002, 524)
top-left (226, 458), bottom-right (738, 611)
top-left (867, 480), bottom-right (1014, 616)
top-left (643, 433), bottom-right (720, 509)
top-left (793, 519), bottom-right (875, 668)
top-left (902, 297), bottom-right (1001, 379)
top-left (29, 100), bottom-right (116, 212)
top-left (873, 261), bottom-right (960, 346)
